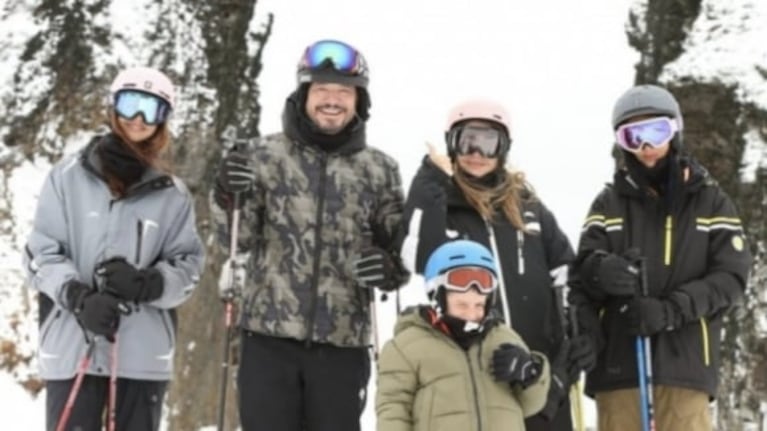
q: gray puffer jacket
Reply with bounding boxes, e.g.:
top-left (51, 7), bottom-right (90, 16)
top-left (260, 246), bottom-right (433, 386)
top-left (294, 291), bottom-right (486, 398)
top-left (23, 136), bottom-right (205, 381)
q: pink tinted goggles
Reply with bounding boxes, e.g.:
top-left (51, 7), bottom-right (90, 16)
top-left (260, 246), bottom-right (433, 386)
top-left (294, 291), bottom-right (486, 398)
top-left (615, 117), bottom-right (679, 152)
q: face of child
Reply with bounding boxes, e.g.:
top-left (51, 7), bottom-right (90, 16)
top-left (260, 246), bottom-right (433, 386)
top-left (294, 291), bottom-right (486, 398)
top-left (445, 289), bottom-right (488, 323)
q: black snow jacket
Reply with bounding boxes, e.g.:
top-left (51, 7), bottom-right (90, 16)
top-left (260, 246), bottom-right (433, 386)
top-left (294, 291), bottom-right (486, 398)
top-left (569, 156), bottom-right (751, 398)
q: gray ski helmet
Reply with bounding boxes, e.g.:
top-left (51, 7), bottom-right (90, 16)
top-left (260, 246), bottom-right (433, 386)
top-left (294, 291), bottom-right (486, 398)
top-left (611, 84), bottom-right (684, 131)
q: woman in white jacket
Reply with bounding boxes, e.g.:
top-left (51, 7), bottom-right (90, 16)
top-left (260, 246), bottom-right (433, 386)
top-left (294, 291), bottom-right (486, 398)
top-left (23, 67), bottom-right (204, 431)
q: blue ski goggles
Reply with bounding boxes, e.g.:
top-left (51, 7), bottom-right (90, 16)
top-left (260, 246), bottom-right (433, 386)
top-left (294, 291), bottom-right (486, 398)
top-left (114, 90), bottom-right (171, 125)
top-left (615, 117), bottom-right (679, 152)
top-left (300, 40), bottom-right (365, 74)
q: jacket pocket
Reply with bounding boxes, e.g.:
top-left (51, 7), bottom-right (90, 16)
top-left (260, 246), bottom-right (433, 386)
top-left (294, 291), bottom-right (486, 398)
top-left (38, 310), bottom-right (87, 379)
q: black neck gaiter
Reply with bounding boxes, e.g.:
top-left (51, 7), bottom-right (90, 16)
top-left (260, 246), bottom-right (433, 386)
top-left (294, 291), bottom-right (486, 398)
top-left (97, 133), bottom-right (147, 187)
top-left (441, 314), bottom-right (485, 350)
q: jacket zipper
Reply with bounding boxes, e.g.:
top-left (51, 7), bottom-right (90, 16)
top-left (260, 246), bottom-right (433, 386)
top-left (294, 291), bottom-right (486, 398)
top-left (160, 310), bottom-right (174, 349)
top-left (305, 153), bottom-right (328, 347)
top-left (464, 350), bottom-right (483, 431)
top-left (135, 219), bottom-right (144, 265)
top-left (664, 215), bottom-right (672, 266)
top-left (517, 230), bottom-right (525, 275)
top-left (486, 222), bottom-right (512, 326)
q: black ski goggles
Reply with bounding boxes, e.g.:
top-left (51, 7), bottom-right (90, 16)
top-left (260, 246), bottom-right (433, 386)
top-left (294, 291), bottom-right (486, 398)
top-left (449, 126), bottom-right (504, 157)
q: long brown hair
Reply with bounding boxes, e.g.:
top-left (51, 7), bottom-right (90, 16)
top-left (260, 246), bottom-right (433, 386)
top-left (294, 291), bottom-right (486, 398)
top-left (104, 111), bottom-right (173, 197)
top-left (452, 162), bottom-right (534, 231)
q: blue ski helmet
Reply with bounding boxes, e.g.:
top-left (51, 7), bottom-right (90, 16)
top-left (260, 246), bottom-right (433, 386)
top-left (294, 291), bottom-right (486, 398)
top-left (424, 240), bottom-right (498, 301)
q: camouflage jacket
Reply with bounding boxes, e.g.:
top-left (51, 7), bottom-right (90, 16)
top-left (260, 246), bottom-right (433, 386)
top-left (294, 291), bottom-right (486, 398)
top-left (211, 130), bottom-right (406, 347)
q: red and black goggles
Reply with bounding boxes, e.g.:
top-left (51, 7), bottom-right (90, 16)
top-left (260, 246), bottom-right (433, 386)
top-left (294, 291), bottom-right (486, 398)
top-left (433, 266), bottom-right (498, 294)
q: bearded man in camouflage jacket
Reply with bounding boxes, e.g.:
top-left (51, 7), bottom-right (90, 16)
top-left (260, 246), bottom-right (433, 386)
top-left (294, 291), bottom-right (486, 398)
top-left (211, 39), bottom-right (408, 431)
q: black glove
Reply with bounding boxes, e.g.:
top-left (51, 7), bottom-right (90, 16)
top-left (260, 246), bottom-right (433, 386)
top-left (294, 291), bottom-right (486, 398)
top-left (624, 296), bottom-right (679, 336)
top-left (64, 281), bottom-right (122, 341)
top-left (591, 250), bottom-right (640, 297)
top-left (96, 257), bottom-right (164, 303)
top-left (214, 151), bottom-right (255, 209)
top-left (490, 343), bottom-right (542, 387)
top-left (411, 181), bottom-right (447, 211)
top-left (565, 334), bottom-right (597, 382)
top-left (218, 151), bottom-right (255, 193)
top-left (351, 247), bottom-right (399, 292)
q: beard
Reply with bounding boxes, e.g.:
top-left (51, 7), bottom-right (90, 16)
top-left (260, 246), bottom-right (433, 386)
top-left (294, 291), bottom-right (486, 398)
top-left (310, 104), bottom-right (353, 134)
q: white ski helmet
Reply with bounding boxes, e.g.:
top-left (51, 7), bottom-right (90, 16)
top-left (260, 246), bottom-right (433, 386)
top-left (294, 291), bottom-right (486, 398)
top-left (109, 67), bottom-right (175, 109)
top-left (444, 99), bottom-right (512, 158)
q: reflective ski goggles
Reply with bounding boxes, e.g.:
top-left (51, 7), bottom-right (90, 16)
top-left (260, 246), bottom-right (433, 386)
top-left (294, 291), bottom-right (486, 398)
top-left (451, 126), bottom-right (503, 157)
top-left (615, 117), bottom-right (678, 152)
top-left (300, 40), bottom-right (364, 74)
top-left (114, 90), bottom-right (171, 125)
top-left (432, 266), bottom-right (498, 294)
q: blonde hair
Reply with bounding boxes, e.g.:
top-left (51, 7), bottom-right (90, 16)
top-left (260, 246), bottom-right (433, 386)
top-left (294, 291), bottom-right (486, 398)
top-left (452, 163), bottom-right (534, 231)
top-left (104, 111), bottom-right (173, 197)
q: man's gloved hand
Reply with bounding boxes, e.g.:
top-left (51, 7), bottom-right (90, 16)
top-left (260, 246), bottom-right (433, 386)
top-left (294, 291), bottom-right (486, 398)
top-left (566, 334), bottom-right (597, 382)
top-left (64, 280), bottom-right (122, 341)
top-left (624, 296), bottom-right (679, 336)
top-left (218, 256), bottom-right (247, 300)
top-left (351, 247), bottom-right (399, 292)
top-left (214, 151), bottom-right (255, 210)
top-left (590, 249), bottom-right (641, 297)
top-left (490, 343), bottom-right (542, 387)
top-left (96, 257), bottom-right (164, 303)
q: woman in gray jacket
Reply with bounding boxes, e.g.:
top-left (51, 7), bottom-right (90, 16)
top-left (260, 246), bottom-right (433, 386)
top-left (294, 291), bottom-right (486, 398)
top-left (23, 66), bottom-right (204, 431)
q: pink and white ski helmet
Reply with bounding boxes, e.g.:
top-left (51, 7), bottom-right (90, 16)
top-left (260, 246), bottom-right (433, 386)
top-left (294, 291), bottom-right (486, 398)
top-left (445, 99), bottom-right (512, 136)
top-left (109, 67), bottom-right (175, 109)
top-left (445, 99), bottom-right (513, 158)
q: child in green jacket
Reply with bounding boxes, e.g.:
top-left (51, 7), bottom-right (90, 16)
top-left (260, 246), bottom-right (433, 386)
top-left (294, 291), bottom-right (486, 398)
top-left (376, 240), bottom-right (550, 431)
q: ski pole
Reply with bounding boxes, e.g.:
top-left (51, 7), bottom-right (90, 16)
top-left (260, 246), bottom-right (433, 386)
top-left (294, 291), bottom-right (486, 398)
top-left (486, 221), bottom-right (511, 325)
top-left (55, 340), bottom-right (96, 431)
top-left (107, 336), bottom-right (118, 431)
top-left (567, 306), bottom-right (586, 431)
top-left (636, 258), bottom-right (656, 431)
top-left (370, 290), bottom-right (381, 361)
top-left (217, 195), bottom-right (241, 431)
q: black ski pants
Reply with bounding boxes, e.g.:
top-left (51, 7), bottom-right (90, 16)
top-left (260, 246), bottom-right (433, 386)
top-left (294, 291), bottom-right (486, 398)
top-left (237, 330), bottom-right (371, 431)
top-left (46, 376), bottom-right (167, 431)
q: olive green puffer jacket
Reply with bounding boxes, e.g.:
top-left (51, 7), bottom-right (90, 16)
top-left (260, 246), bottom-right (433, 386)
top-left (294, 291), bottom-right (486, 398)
top-left (376, 307), bottom-right (550, 431)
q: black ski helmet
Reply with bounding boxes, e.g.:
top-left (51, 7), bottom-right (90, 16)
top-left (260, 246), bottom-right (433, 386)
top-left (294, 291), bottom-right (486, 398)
top-left (612, 84), bottom-right (684, 150)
